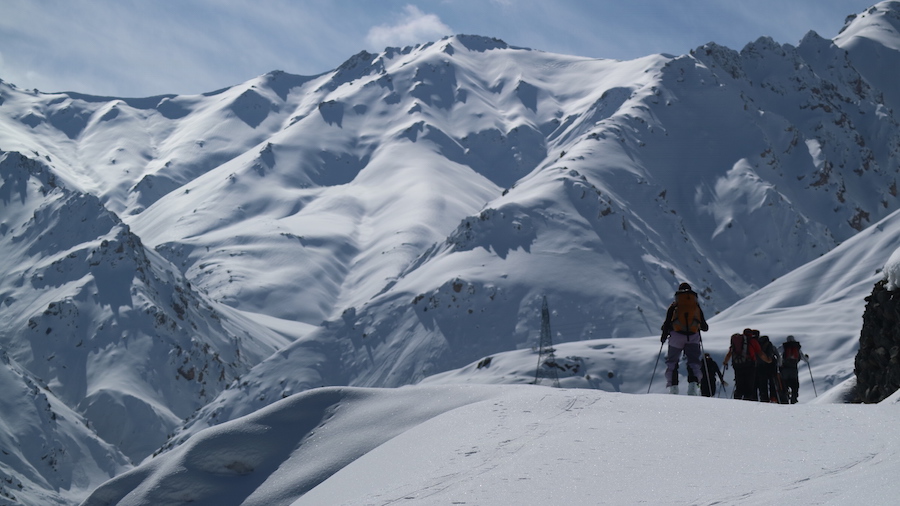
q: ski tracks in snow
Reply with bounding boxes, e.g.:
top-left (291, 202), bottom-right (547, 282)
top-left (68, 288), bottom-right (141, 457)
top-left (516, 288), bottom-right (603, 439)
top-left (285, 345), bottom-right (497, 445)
top-left (388, 392), bottom-right (598, 503)
top-left (709, 451), bottom-right (891, 506)
top-left (311, 389), bottom-right (596, 505)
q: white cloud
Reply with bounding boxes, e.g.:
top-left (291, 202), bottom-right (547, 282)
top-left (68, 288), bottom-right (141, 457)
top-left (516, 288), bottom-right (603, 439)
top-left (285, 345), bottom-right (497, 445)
top-left (365, 5), bottom-right (453, 50)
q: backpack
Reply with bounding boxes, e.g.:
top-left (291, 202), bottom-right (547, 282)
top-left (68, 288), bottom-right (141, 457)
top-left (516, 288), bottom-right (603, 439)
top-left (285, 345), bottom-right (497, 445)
top-left (670, 290), bottom-right (702, 334)
top-left (782, 341), bottom-right (801, 367)
top-left (758, 336), bottom-right (777, 365)
top-left (731, 333), bottom-right (751, 365)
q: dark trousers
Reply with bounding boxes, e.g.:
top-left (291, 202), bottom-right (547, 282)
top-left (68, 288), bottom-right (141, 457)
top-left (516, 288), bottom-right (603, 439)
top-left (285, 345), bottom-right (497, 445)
top-left (700, 376), bottom-right (716, 397)
top-left (756, 365), bottom-right (779, 402)
top-left (733, 363), bottom-right (756, 401)
top-left (781, 367), bottom-right (800, 403)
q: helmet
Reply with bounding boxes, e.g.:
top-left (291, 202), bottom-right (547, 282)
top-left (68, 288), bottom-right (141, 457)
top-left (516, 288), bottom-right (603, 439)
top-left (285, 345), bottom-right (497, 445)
top-left (786, 335), bottom-right (796, 342)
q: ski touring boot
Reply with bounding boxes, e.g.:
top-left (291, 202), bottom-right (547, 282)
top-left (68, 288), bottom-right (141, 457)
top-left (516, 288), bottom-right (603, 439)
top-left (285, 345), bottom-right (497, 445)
top-left (687, 382), bottom-right (699, 396)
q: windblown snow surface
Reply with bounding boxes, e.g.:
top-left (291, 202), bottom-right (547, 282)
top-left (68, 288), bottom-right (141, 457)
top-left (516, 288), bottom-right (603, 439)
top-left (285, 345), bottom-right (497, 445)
top-left (82, 384), bottom-right (899, 506)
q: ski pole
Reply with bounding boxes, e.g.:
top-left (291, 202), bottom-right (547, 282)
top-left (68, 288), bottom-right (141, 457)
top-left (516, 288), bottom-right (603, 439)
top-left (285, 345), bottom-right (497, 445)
top-left (774, 371), bottom-right (786, 404)
top-left (726, 367), bottom-right (733, 398)
top-left (806, 360), bottom-right (818, 397)
top-left (699, 333), bottom-right (711, 396)
top-left (648, 340), bottom-right (665, 393)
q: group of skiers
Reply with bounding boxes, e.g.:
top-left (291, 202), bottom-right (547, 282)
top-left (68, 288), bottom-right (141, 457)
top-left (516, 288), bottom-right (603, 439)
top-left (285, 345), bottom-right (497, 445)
top-left (722, 328), bottom-right (810, 402)
top-left (658, 283), bottom-right (810, 403)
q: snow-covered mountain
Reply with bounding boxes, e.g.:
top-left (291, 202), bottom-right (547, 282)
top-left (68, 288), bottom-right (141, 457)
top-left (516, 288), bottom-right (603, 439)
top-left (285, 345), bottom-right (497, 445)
top-left (134, 1), bottom-right (900, 446)
top-left (0, 348), bottom-right (129, 506)
top-left (1, 2), bottom-right (900, 504)
top-left (0, 150), bottom-right (289, 503)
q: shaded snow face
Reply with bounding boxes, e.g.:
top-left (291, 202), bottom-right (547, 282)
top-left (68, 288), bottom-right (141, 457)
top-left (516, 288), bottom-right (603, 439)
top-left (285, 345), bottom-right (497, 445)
top-left (0, 349), bottom-right (131, 506)
top-left (0, 151), bottom-right (286, 466)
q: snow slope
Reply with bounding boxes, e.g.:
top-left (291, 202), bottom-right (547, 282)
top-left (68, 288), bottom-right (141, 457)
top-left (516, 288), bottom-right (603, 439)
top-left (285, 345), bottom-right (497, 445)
top-left (83, 384), bottom-right (900, 505)
top-left (420, 208), bottom-right (900, 399)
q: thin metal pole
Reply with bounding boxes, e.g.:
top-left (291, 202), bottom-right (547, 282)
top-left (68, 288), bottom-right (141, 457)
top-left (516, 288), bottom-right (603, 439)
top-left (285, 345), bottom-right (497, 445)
top-left (648, 340), bottom-right (665, 393)
top-left (806, 360), bottom-right (818, 397)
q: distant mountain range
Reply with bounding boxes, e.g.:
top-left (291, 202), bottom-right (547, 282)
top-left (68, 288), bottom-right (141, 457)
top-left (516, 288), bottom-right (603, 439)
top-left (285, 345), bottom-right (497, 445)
top-left (1, 2), bottom-right (900, 503)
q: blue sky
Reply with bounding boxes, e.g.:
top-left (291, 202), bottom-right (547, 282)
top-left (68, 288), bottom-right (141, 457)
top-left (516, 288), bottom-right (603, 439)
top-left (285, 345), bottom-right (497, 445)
top-left (0, 0), bottom-right (880, 98)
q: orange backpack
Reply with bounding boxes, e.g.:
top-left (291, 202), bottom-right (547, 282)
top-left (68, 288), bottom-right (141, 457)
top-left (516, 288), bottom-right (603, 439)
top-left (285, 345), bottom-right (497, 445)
top-left (670, 290), bottom-right (702, 334)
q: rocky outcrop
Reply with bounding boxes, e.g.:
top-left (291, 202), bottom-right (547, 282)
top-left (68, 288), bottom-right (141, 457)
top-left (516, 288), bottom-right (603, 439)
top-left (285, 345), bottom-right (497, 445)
top-left (855, 279), bottom-right (900, 402)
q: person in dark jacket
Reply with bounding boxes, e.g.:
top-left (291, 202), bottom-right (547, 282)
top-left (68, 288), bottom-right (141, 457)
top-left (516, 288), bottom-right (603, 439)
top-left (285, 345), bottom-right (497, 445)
top-left (723, 329), bottom-right (771, 401)
top-left (756, 335), bottom-right (781, 402)
top-left (779, 335), bottom-right (809, 404)
top-left (697, 353), bottom-right (727, 397)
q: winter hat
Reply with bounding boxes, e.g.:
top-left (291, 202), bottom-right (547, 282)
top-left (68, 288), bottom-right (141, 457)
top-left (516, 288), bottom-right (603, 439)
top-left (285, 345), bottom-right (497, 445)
top-left (786, 335), bottom-right (796, 342)
top-left (678, 282), bottom-right (692, 291)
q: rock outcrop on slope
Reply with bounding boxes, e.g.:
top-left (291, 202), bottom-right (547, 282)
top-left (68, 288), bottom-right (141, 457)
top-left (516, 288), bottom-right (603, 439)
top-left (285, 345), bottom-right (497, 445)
top-left (856, 281), bottom-right (900, 402)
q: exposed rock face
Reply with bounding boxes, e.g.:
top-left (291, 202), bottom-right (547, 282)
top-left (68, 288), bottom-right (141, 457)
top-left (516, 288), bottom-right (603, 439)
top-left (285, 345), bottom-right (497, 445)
top-left (855, 279), bottom-right (900, 402)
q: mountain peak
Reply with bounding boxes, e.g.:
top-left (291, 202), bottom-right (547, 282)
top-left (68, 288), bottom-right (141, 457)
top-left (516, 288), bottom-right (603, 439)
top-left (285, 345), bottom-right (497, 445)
top-left (448, 34), bottom-right (511, 52)
top-left (836, 1), bottom-right (900, 48)
top-left (833, 1), bottom-right (900, 111)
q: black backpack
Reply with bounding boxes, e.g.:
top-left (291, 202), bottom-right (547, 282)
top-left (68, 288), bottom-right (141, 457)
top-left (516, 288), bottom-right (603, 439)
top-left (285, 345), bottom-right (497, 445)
top-left (758, 336), bottom-right (777, 364)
